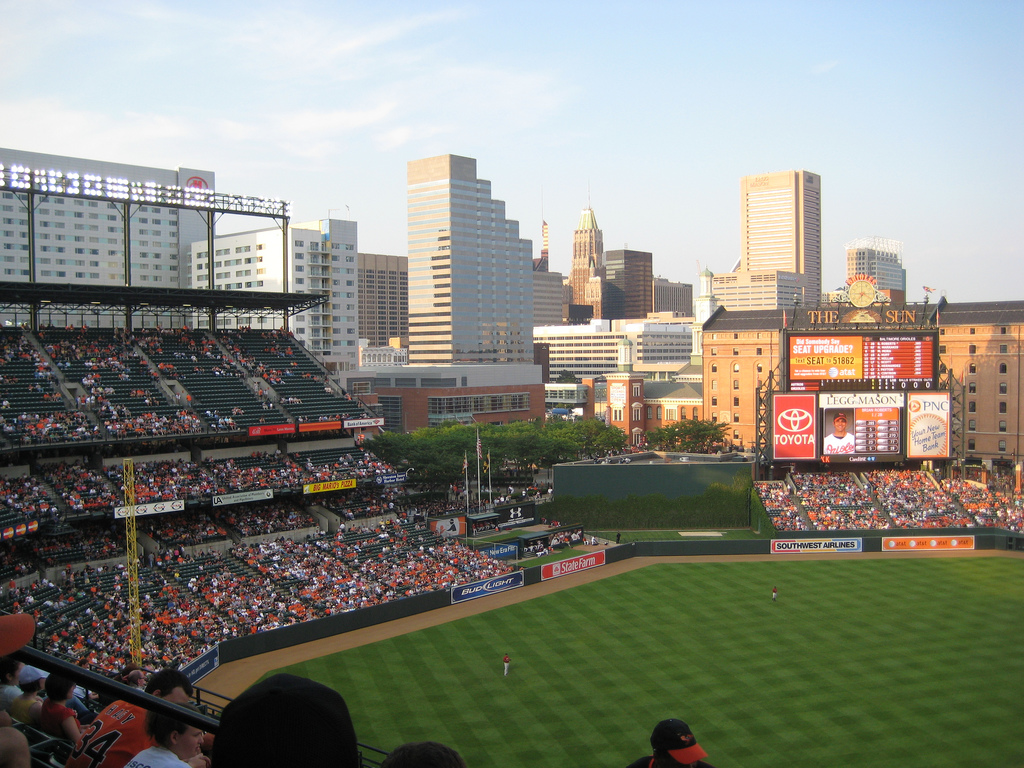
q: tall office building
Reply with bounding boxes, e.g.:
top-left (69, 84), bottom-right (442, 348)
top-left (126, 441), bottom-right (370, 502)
top-left (358, 253), bottom-right (408, 348)
top-left (715, 170), bottom-right (820, 310)
top-left (845, 237), bottom-right (906, 292)
top-left (406, 154), bottom-right (533, 365)
top-left (568, 208), bottom-right (604, 317)
top-left (189, 218), bottom-right (359, 370)
top-left (603, 249), bottom-right (653, 320)
top-left (653, 277), bottom-right (693, 316)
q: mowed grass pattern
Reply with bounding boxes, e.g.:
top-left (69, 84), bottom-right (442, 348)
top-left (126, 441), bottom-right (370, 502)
top-left (275, 558), bottom-right (1023, 768)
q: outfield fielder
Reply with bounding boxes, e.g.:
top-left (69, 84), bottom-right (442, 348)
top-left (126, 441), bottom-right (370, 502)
top-left (772, 586), bottom-right (777, 603)
top-left (503, 654), bottom-right (510, 676)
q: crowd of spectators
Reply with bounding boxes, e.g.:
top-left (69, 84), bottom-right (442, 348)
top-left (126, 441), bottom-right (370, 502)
top-left (214, 502), bottom-right (317, 537)
top-left (754, 481), bottom-right (809, 531)
top-left (41, 462), bottom-right (119, 513)
top-left (791, 472), bottom-right (887, 530)
top-left (865, 470), bottom-right (971, 528)
top-left (0, 519), bottom-right (512, 675)
top-left (941, 478), bottom-right (1024, 532)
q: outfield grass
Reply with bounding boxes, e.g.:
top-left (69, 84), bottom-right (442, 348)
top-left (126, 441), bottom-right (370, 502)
top-left (273, 557), bottom-right (1024, 768)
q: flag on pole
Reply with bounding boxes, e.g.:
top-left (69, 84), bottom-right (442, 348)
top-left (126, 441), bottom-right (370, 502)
top-left (923, 286), bottom-right (935, 293)
top-left (483, 451), bottom-right (489, 473)
top-left (476, 430), bottom-right (482, 461)
top-left (782, 309), bottom-right (787, 328)
top-left (462, 452), bottom-right (467, 472)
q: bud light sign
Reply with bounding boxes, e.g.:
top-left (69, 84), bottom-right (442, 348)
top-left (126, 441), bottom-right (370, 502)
top-left (451, 571), bottom-right (525, 604)
top-left (773, 393), bottom-right (817, 460)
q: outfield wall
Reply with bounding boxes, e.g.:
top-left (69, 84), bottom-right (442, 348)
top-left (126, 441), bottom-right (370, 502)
top-left (553, 461), bottom-right (750, 501)
top-left (207, 529), bottom-right (1020, 675)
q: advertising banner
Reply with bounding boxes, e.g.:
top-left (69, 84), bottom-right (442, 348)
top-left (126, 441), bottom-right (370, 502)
top-left (0, 520), bottom-right (38, 541)
top-left (301, 478), bottom-right (357, 494)
top-left (906, 392), bottom-right (951, 458)
top-left (541, 550), bottom-right (606, 580)
top-left (114, 499), bottom-right (185, 519)
top-left (451, 571), bottom-right (524, 604)
top-left (343, 417), bottom-right (384, 429)
top-left (248, 423), bottom-right (295, 437)
top-left (179, 646), bottom-right (219, 683)
top-left (374, 472), bottom-right (409, 485)
top-left (609, 382), bottom-right (627, 406)
top-left (212, 489), bottom-right (274, 507)
top-left (772, 393), bottom-right (817, 460)
top-left (479, 542), bottom-right (519, 559)
top-left (495, 501), bottom-right (536, 530)
top-left (771, 538), bottom-right (863, 553)
top-left (298, 421), bottom-right (341, 433)
top-left (431, 516), bottom-right (466, 538)
top-left (882, 536), bottom-right (974, 552)
top-left (789, 335), bottom-right (864, 381)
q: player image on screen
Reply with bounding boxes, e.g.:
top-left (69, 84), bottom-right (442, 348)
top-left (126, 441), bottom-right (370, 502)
top-left (823, 411), bottom-right (856, 454)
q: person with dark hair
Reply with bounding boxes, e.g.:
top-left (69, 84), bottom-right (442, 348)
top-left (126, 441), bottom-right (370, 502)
top-left (40, 674), bottom-right (81, 741)
top-left (121, 705), bottom-right (208, 768)
top-left (625, 719), bottom-right (715, 768)
top-left (0, 658), bottom-right (23, 714)
top-left (212, 674), bottom-right (358, 768)
top-left (67, 669), bottom-right (200, 768)
top-left (381, 741), bottom-right (467, 768)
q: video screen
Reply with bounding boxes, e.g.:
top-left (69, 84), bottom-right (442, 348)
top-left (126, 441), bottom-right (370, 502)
top-left (787, 332), bottom-right (938, 392)
top-left (819, 393), bottom-right (904, 463)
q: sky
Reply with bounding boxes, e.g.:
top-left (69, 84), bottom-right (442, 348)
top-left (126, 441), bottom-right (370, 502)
top-left (2, 0), bottom-right (1021, 302)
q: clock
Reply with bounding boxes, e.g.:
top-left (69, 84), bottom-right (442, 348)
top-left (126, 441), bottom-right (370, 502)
top-left (848, 279), bottom-right (876, 308)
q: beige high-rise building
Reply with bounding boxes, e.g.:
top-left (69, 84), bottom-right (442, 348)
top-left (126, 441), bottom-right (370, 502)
top-left (715, 170), bottom-right (821, 311)
top-left (568, 208), bottom-right (604, 317)
top-left (407, 154), bottom-right (533, 365)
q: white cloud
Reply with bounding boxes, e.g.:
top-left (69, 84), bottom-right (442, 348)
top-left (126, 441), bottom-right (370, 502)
top-left (812, 60), bottom-right (839, 74)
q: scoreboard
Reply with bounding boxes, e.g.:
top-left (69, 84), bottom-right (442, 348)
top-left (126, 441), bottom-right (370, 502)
top-left (773, 329), bottom-right (949, 464)
top-left (787, 332), bottom-right (938, 392)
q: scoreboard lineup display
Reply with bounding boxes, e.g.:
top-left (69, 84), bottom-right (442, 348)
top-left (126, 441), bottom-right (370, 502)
top-left (787, 333), bottom-right (937, 391)
top-left (774, 329), bottom-right (949, 463)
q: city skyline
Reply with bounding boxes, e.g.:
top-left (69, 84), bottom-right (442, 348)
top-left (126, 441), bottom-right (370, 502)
top-left (2, 1), bottom-right (1020, 302)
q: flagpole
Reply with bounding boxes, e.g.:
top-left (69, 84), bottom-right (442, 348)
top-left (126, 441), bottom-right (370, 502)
top-left (475, 428), bottom-right (482, 512)
top-left (464, 451), bottom-right (469, 516)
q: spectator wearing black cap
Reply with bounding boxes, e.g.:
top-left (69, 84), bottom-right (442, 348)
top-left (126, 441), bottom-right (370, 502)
top-left (625, 719), bottom-right (715, 768)
top-left (212, 674), bottom-right (359, 768)
top-left (381, 742), bottom-right (467, 768)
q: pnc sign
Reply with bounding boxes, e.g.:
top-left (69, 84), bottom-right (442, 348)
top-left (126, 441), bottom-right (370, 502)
top-left (773, 394), bottom-right (817, 460)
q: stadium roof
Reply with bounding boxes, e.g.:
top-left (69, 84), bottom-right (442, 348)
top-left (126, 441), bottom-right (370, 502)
top-left (0, 281), bottom-right (326, 321)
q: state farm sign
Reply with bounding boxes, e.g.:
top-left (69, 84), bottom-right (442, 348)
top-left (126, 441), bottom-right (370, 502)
top-left (773, 393), bottom-right (817, 460)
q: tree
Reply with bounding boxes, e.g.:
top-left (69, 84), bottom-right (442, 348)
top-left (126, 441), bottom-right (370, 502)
top-left (648, 419), bottom-right (729, 453)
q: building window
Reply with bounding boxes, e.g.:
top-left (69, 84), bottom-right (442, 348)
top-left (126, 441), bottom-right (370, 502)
top-left (733, 397), bottom-right (740, 407)
top-left (656, 406), bottom-right (662, 419)
top-left (998, 440), bottom-right (1007, 452)
top-left (632, 384), bottom-right (641, 398)
top-left (999, 363), bottom-right (1007, 374)
top-left (732, 380), bottom-right (739, 390)
top-left (968, 401), bottom-right (976, 413)
top-left (632, 406), bottom-right (641, 421)
top-left (999, 344), bottom-right (1008, 353)
top-left (969, 344), bottom-right (977, 354)
top-left (999, 402), bottom-right (1007, 413)
top-left (999, 383), bottom-right (1007, 394)
top-left (999, 421), bottom-right (1007, 433)
top-left (969, 328), bottom-right (975, 334)
top-left (733, 413), bottom-right (740, 423)
top-left (733, 363), bottom-right (740, 373)
top-left (647, 406), bottom-right (652, 419)
top-left (711, 380), bottom-right (718, 391)
top-left (969, 364), bottom-right (977, 375)
top-left (968, 439), bottom-right (976, 451)
top-left (756, 347), bottom-right (762, 355)
top-left (692, 407), bottom-right (698, 419)
top-left (968, 382), bottom-right (976, 394)
top-left (711, 364), bottom-right (717, 373)
top-left (939, 345), bottom-right (946, 354)
top-left (968, 419), bottom-right (976, 431)
top-left (710, 348), bottom-right (717, 356)
top-left (711, 397), bottom-right (718, 407)
top-left (732, 348), bottom-right (739, 356)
